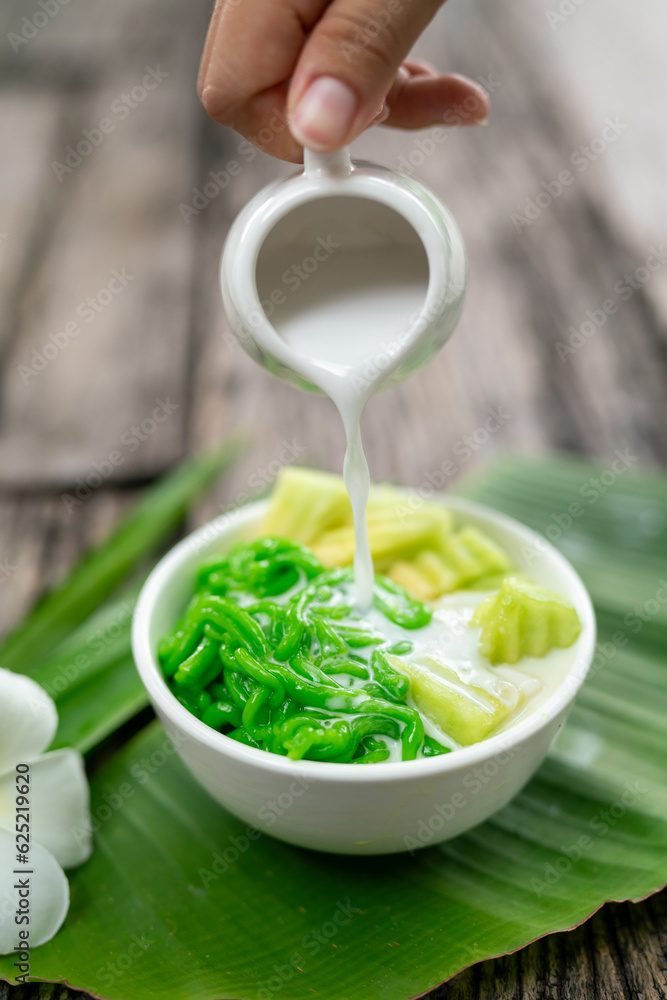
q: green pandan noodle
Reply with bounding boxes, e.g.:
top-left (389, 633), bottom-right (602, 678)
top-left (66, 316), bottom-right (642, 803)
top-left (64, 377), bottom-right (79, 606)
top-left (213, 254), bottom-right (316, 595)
top-left (158, 537), bottom-right (449, 763)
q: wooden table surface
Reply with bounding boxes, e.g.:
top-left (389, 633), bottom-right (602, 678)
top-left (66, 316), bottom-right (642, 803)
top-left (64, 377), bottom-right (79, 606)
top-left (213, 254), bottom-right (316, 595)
top-left (1, 0), bottom-right (666, 997)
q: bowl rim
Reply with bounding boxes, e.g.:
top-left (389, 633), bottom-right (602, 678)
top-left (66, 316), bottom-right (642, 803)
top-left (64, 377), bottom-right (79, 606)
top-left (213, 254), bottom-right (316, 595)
top-left (132, 492), bottom-right (597, 783)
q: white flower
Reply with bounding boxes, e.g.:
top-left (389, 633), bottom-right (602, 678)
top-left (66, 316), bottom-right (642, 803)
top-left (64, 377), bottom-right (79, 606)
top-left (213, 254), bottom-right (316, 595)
top-left (0, 668), bottom-right (91, 954)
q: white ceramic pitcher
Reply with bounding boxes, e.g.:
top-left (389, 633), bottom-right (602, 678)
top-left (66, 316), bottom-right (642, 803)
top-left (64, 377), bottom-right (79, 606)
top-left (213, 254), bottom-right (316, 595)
top-left (219, 146), bottom-right (467, 395)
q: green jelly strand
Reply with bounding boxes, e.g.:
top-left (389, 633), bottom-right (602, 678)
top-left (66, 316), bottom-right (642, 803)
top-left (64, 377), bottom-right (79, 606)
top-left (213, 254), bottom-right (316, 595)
top-left (175, 688), bottom-right (213, 720)
top-left (196, 556), bottom-right (233, 593)
top-left (275, 716), bottom-right (355, 762)
top-left (195, 595), bottom-right (267, 656)
top-left (370, 650), bottom-right (410, 702)
top-left (374, 576), bottom-right (432, 629)
top-left (260, 656), bottom-right (424, 762)
top-left (227, 728), bottom-right (262, 749)
top-left (359, 697), bottom-right (424, 761)
top-left (422, 735), bottom-right (451, 757)
top-left (224, 669), bottom-right (254, 710)
top-left (234, 647), bottom-right (286, 707)
top-left (334, 624), bottom-right (384, 648)
top-left (386, 639), bottom-right (413, 656)
top-left (201, 699), bottom-right (242, 731)
top-left (345, 714), bottom-right (400, 756)
top-left (158, 617), bottom-right (203, 677)
top-left (312, 616), bottom-right (348, 657)
top-left (173, 635), bottom-right (220, 688)
top-left (242, 684), bottom-right (272, 737)
top-left (227, 537), bottom-right (323, 597)
top-left (245, 600), bottom-right (282, 644)
top-left (354, 737), bottom-right (391, 764)
top-left (318, 654), bottom-right (370, 681)
top-left (273, 583), bottom-right (325, 661)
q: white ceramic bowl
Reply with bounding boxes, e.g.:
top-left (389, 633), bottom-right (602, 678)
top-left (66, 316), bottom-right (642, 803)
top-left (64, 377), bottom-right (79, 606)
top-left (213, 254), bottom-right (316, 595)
top-left (132, 494), bottom-right (596, 855)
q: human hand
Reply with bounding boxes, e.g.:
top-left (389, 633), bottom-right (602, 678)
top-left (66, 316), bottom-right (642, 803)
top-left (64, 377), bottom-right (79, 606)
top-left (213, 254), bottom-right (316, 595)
top-left (198, 0), bottom-right (489, 162)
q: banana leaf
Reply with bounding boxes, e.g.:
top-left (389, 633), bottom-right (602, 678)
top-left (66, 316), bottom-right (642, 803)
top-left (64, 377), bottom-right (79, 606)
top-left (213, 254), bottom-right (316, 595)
top-left (1, 454), bottom-right (666, 999)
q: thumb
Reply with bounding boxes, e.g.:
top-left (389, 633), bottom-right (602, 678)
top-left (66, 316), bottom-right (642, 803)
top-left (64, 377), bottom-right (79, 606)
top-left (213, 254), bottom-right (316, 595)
top-left (287, 0), bottom-right (446, 151)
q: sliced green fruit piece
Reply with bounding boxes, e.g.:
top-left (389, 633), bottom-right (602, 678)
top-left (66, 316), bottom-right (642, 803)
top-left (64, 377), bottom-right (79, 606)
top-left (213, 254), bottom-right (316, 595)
top-left (459, 570), bottom-right (514, 591)
top-left (388, 655), bottom-right (511, 745)
top-left (410, 548), bottom-right (460, 596)
top-left (386, 559), bottom-right (439, 601)
top-left (389, 526), bottom-right (514, 599)
top-left (457, 526), bottom-right (514, 577)
top-left (471, 576), bottom-right (582, 664)
top-left (365, 492), bottom-right (453, 534)
top-left (261, 466), bottom-right (352, 544)
top-left (434, 526), bottom-right (513, 589)
top-left (313, 511), bottom-right (446, 571)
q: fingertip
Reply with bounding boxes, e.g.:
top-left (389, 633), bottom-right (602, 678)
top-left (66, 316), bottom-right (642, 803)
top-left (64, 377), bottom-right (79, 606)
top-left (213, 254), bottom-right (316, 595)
top-left (447, 74), bottom-right (490, 123)
top-left (382, 71), bottom-right (490, 130)
top-left (374, 102), bottom-right (391, 125)
top-left (289, 76), bottom-right (359, 152)
top-left (199, 82), bottom-right (229, 124)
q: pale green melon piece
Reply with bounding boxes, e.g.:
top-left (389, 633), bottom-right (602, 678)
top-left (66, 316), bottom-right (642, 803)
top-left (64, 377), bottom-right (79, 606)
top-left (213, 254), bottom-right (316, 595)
top-left (457, 527), bottom-right (514, 578)
top-left (395, 526), bottom-right (515, 598)
top-left (261, 467), bottom-right (351, 545)
top-left (435, 527), bottom-right (513, 587)
top-left (413, 549), bottom-right (461, 595)
top-left (471, 576), bottom-right (582, 664)
top-left (313, 512), bottom-right (447, 570)
top-left (387, 559), bottom-right (439, 601)
top-left (389, 655), bottom-right (511, 746)
top-left (459, 570), bottom-right (513, 592)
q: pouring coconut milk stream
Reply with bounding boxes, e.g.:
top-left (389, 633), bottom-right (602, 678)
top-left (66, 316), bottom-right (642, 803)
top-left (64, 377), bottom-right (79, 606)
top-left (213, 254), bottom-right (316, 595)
top-left (220, 146), bottom-right (467, 609)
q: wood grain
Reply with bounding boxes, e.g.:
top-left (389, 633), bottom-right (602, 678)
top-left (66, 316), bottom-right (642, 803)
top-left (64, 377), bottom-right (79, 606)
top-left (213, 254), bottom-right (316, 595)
top-left (0, 0), bottom-right (665, 995)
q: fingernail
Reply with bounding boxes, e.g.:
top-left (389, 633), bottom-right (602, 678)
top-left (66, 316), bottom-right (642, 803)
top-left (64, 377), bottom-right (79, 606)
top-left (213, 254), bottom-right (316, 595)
top-left (290, 76), bottom-right (357, 150)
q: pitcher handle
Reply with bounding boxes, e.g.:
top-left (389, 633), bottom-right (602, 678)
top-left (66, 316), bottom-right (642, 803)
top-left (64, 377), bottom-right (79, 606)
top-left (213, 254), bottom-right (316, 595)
top-left (303, 147), bottom-right (352, 179)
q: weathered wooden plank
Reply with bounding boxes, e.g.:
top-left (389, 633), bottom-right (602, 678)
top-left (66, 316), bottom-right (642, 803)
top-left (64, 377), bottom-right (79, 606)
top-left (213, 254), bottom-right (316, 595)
top-left (0, 983), bottom-right (91, 999)
top-left (2, 0), bottom-right (155, 74)
top-left (376, 0), bottom-right (667, 468)
top-left (611, 894), bottom-right (667, 1000)
top-left (0, 92), bottom-right (63, 358)
top-left (526, 0), bottom-right (667, 327)
top-left (0, 43), bottom-right (201, 485)
top-left (1, 0), bottom-right (129, 53)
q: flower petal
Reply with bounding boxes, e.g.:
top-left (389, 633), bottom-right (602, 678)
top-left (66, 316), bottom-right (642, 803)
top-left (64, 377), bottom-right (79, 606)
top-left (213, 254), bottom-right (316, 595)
top-left (0, 826), bottom-right (69, 955)
top-left (0, 669), bottom-right (58, 774)
top-left (9, 750), bottom-right (91, 869)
